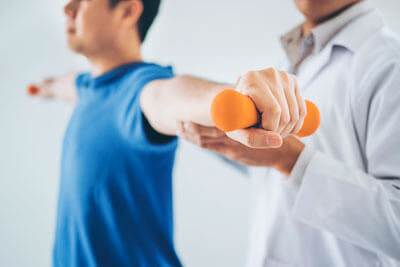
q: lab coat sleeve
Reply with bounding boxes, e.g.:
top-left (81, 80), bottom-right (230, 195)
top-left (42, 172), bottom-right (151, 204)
top-left (287, 144), bottom-right (315, 191)
top-left (291, 57), bottom-right (400, 260)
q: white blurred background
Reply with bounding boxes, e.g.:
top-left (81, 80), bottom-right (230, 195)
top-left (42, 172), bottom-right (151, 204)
top-left (0, 0), bottom-right (399, 266)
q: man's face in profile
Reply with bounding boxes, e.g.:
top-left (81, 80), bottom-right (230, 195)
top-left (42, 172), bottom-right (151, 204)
top-left (64, 0), bottom-right (120, 56)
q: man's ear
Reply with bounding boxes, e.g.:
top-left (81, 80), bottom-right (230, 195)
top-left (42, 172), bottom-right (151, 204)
top-left (115, 0), bottom-right (144, 29)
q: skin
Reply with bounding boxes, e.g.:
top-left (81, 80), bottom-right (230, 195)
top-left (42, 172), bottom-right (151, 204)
top-left (29, 0), bottom-right (306, 150)
top-left (64, 0), bottom-right (143, 75)
top-left (141, 69), bottom-right (305, 146)
top-left (227, 69), bottom-right (306, 147)
top-left (178, 0), bottom-right (363, 177)
top-left (34, 0), bottom-right (144, 101)
top-left (177, 122), bottom-right (304, 176)
top-left (295, 0), bottom-right (363, 35)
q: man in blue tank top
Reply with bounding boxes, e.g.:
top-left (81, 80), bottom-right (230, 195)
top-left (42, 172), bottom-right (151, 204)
top-left (31, 0), bottom-right (183, 265)
top-left (29, 0), bottom-right (306, 266)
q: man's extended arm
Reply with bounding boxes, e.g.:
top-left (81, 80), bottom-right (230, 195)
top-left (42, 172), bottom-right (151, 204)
top-left (140, 75), bottom-right (230, 136)
top-left (29, 68), bottom-right (306, 149)
top-left (141, 68), bottom-right (306, 147)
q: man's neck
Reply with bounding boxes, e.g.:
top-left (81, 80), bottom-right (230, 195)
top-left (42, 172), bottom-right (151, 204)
top-left (302, 2), bottom-right (360, 36)
top-left (88, 49), bottom-right (142, 77)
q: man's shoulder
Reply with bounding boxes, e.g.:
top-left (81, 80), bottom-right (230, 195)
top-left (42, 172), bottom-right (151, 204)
top-left (127, 62), bottom-right (174, 82)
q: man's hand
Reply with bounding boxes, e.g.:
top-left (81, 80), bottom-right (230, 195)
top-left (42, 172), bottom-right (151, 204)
top-left (177, 121), bottom-right (305, 177)
top-left (28, 72), bottom-right (78, 103)
top-left (227, 68), bottom-right (306, 148)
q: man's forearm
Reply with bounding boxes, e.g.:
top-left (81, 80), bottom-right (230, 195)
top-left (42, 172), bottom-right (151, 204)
top-left (140, 75), bottom-right (232, 136)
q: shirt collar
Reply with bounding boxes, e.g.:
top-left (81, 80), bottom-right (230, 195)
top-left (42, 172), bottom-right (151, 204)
top-left (330, 9), bottom-right (384, 52)
top-left (280, 24), bottom-right (304, 71)
top-left (84, 61), bottom-right (146, 88)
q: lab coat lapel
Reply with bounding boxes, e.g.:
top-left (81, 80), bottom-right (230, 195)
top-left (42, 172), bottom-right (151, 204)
top-left (297, 10), bottom-right (384, 91)
top-left (297, 46), bottom-right (333, 91)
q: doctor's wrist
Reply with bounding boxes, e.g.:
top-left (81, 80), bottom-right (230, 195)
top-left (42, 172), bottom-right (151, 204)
top-left (274, 136), bottom-right (305, 177)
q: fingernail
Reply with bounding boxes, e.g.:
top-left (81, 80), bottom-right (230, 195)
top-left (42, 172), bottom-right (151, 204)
top-left (251, 135), bottom-right (266, 147)
top-left (266, 135), bottom-right (282, 147)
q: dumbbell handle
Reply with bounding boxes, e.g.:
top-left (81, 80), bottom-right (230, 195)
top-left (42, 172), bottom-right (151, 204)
top-left (210, 89), bottom-right (320, 137)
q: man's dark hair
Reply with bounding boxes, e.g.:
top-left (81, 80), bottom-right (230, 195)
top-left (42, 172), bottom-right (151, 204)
top-left (109, 0), bottom-right (161, 42)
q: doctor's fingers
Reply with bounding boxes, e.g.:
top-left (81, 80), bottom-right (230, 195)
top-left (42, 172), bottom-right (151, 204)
top-left (179, 131), bottom-right (230, 149)
top-left (180, 121), bottom-right (225, 138)
top-left (290, 76), bottom-right (307, 135)
top-left (226, 128), bottom-right (282, 149)
top-left (236, 72), bottom-right (280, 132)
top-left (176, 122), bottom-right (228, 148)
top-left (278, 72), bottom-right (300, 135)
top-left (236, 69), bottom-right (290, 134)
top-left (261, 69), bottom-right (292, 134)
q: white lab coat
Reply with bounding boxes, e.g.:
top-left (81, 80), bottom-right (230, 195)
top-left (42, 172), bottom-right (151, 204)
top-left (245, 9), bottom-right (400, 267)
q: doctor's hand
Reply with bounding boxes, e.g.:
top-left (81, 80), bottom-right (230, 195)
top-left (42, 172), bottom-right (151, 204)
top-left (227, 68), bottom-right (306, 148)
top-left (176, 121), bottom-right (305, 177)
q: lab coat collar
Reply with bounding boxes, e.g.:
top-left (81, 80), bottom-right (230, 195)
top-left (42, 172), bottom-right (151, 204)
top-left (279, 1), bottom-right (372, 71)
top-left (311, 1), bottom-right (373, 53)
top-left (297, 10), bottom-right (385, 89)
top-left (331, 10), bottom-right (385, 52)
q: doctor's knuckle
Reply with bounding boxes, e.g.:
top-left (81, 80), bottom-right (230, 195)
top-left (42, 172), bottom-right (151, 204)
top-left (290, 74), bottom-right (298, 84)
top-left (242, 71), bottom-right (258, 82)
top-left (290, 110), bottom-right (299, 123)
top-left (268, 104), bottom-right (281, 117)
top-left (279, 71), bottom-right (290, 83)
top-left (281, 112), bottom-right (290, 125)
top-left (299, 106), bottom-right (306, 120)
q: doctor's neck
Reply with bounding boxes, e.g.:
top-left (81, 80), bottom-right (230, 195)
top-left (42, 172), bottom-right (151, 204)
top-left (301, 0), bottom-right (363, 36)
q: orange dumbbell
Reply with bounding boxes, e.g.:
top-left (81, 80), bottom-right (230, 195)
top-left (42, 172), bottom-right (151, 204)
top-left (210, 89), bottom-right (320, 137)
top-left (27, 85), bottom-right (40, 96)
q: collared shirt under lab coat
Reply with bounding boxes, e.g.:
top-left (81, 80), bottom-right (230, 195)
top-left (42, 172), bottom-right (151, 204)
top-left (243, 3), bottom-right (400, 267)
